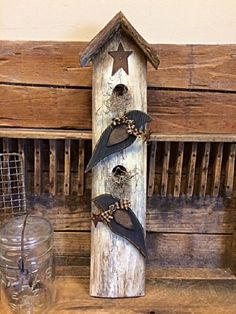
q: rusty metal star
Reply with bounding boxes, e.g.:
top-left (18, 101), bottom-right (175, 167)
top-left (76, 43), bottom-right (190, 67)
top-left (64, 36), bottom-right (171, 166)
top-left (108, 43), bottom-right (133, 76)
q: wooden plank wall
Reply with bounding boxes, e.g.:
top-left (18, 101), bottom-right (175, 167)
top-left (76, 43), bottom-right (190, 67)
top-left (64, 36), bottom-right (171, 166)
top-left (0, 42), bottom-right (235, 133)
top-left (0, 41), bottom-right (236, 278)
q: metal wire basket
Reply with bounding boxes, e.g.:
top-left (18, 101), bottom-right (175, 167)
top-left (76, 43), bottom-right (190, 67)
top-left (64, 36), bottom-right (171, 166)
top-left (0, 153), bottom-right (27, 223)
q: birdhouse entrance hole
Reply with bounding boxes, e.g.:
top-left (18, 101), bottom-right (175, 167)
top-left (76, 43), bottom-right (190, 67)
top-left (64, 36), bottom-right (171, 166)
top-left (112, 165), bottom-right (128, 177)
top-left (112, 84), bottom-right (128, 96)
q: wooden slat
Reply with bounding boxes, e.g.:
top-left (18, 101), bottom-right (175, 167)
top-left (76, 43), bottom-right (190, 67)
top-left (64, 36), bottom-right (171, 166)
top-left (148, 90), bottom-right (236, 135)
top-left (34, 139), bottom-right (42, 195)
top-left (77, 140), bottom-right (85, 196)
top-left (0, 128), bottom-right (92, 140)
top-left (161, 142), bottom-right (170, 197)
top-left (0, 85), bottom-right (92, 129)
top-left (1, 139), bottom-right (11, 201)
top-left (18, 139), bottom-right (28, 191)
top-left (225, 143), bottom-right (236, 198)
top-left (147, 232), bottom-right (232, 268)
top-left (186, 142), bottom-right (197, 197)
top-left (146, 266), bottom-right (236, 280)
top-left (1, 86), bottom-right (236, 134)
top-left (49, 140), bottom-right (57, 196)
top-left (148, 141), bottom-right (157, 197)
top-left (231, 228), bottom-right (236, 274)
top-left (53, 231), bottom-right (232, 270)
top-left (150, 133), bottom-right (236, 142)
top-left (1, 128), bottom-right (236, 143)
top-left (146, 197), bottom-right (235, 234)
top-left (0, 192), bottom-right (234, 234)
top-left (173, 142), bottom-right (184, 197)
top-left (64, 139), bottom-right (71, 196)
top-left (2, 138), bottom-right (10, 153)
top-left (54, 231), bottom-right (90, 257)
top-left (211, 143), bottom-right (224, 197)
top-left (0, 41), bottom-right (235, 91)
top-left (199, 142), bottom-right (211, 197)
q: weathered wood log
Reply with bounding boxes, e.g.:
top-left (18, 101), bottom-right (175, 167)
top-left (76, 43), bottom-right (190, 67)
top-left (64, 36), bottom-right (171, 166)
top-left (1, 86), bottom-right (236, 134)
top-left (88, 32), bottom-right (148, 297)
top-left (0, 41), bottom-right (235, 91)
top-left (80, 12), bottom-right (159, 297)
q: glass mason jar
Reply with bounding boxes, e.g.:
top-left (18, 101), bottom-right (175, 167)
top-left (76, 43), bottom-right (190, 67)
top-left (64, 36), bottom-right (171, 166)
top-left (0, 216), bottom-right (55, 314)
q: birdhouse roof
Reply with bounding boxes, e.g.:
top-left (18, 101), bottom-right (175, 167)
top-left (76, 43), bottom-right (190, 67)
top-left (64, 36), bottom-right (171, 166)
top-left (80, 11), bottom-right (160, 69)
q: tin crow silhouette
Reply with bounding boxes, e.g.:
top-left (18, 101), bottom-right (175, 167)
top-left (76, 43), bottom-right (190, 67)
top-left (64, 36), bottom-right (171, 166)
top-left (92, 193), bottom-right (147, 257)
top-left (85, 110), bottom-right (151, 172)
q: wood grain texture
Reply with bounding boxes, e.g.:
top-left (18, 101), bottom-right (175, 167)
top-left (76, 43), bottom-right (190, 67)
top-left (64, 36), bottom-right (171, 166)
top-left (148, 90), bottom-right (236, 134)
top-left (2, 138), bottom-right (10, 153)
top-left (173, 142), bottom-right (184, 197)
top-left (161, 142), bottom-right (170, 197)
top-left (90, 32), bottom-right (147, 297)
top-left (199, 143), bottom-right (211, 197)
top-left (1, 128), bottom-right (236, 142)
top-left (49, 140), bottom-right (57, 196)
top-left (148, 141), bottom-right (157, 197)
top-left (186, 142), bottom-right (197, 197)
top-left (146, 197), bottom-right (235, 234)
top-left (150, 134), bottom-right (236, 142)
top-left (0, 128), bottom-right (92, 140)
top-left (48, 278), bottom-right (236, 313)
top-left (2, 276), bottom-right (236, 314)
top-left (0, 85), bottom-right (92, 129)
top-left (18, 139), bottom-right (28, 191)
top-left (147, 233), bottom-right (232, 268)
top-left (52, 230), bottom-right (233, 271)
top-left (77, 140), bottom-right (85, 196)
top-left (34, 139), bottom-right (42, 195)
top-left (0, 85), bottom-right (236, 134)
top-left (12, 194), bottom-right (234, 234)
top-left (225, 144), bottom-right (236, 198)
top-left (64, 139), bottom-right (71, 196)
top-left (231, 227), bottom-right (236, 274)
top-left (211, 143), bottom-right (223, 197)
top-left (0, 41), bottom-right (235, 90)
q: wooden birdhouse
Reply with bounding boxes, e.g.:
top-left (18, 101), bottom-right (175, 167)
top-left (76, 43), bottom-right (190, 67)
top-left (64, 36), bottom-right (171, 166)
top-left (80, 12), bottom-right (159, 298)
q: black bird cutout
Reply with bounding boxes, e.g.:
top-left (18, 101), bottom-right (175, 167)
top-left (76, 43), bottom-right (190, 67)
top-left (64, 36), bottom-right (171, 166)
top-left (85, 110), bottom-right (152, 172)
top-left (92, 194), bottom-right (147, 257)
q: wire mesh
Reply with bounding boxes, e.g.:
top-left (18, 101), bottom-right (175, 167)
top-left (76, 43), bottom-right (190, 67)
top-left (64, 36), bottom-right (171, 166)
top-left (0, 153), bottom-right (27, 222)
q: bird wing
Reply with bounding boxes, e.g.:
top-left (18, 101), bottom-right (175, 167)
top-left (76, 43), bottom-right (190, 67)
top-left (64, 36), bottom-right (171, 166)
top-left (85, 110), bottom-right (152, 172)
top-left (107, 124), bottom-right (129, 146)
top-left (85, 125), bottom-right (136, 172)
top-left (92, 194), bottom-right (147, 257)
top-left (113, 209), bottom-right (134, 229)
top-left (110, 208), bottom-right (147, 257)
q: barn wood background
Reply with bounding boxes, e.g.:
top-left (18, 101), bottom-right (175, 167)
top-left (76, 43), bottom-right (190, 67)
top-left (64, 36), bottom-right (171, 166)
top-left (0, 41), bottom-right (236, 279)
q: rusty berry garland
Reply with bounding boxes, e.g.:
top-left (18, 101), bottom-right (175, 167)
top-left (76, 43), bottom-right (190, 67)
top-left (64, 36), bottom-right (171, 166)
top-left (92, 199), bottom-right (131, 225)
top-left (111, 115), bottom-right (146, 139)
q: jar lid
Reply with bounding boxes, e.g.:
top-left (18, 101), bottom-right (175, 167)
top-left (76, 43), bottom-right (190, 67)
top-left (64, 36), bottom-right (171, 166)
top-left (0, 216), bottom-right (53, 246)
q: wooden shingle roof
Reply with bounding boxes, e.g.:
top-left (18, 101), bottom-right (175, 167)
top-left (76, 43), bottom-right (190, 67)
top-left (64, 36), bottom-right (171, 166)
top-left (80, 11), bottom-right (160, 69)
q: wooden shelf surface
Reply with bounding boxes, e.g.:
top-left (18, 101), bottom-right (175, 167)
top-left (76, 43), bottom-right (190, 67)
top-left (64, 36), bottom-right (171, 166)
top-left (1, 268), bottom-right (236, 314)
top-left (19, 276), bottom-right (236, 313)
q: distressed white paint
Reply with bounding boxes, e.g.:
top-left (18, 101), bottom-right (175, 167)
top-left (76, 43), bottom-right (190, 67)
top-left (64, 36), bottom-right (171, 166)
top-left (90, 31), bottom-right (147, 297)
